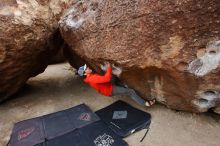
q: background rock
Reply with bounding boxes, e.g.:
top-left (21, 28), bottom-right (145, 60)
top-left (49, 45), bottom-right (66, 64)
top-left (0, 0), bottom-right (69, 102)
top-left (59, 0), bottom-right (220, 113)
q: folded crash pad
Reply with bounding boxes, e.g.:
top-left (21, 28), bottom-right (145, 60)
top-left (36, 121), bottom-right (128, 146)
top-left (96, 100), bottom-right (151, 137)
top-left (8, 104), bottom-right (100, 146)
top-left (42, 104), bottom-right (100, 140)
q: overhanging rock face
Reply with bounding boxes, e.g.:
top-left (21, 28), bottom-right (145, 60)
top-left (0, 0), bottom-right (70, 102)
top-left (59, 0), bottom-right (220, 113)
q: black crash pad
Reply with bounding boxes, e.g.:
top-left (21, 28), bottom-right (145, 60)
top-left (96, 100), bottom-right (151, 137)
top-left (9, 104), bottom-right (100, 146)
top-left (42, 104), bottom-right (100, 140)
top-left (36, 121), bottom-right (128, 146)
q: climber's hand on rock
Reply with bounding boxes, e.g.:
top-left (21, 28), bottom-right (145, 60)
top-left (100, 62), bottom-right (111, 71)
top-left (106, 62), bottom-right (111, 68)
top-left (112, 64), bottom-right (122, 77)
top-left (100, 64), bottom-right (107, 71)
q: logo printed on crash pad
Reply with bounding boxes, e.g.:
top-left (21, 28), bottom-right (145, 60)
top-left (94, 133), bottom-right (114, 146)
top-left (79, 113), bottom-right (91, 121)
top-left (17, 127), bottom-right (35, 140)
top-left (112, 111), bottom-right (128, 119)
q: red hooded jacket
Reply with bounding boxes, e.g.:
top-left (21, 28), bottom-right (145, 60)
top-left (84, 67), bottom-right (113, 96)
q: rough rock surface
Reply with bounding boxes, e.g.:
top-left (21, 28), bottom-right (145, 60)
top-left (60, 0), bottom-right (220, 113)
top-left (0, 0), bottom-right (69, 102)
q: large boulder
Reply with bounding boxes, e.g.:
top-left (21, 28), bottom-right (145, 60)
top-left (59, 0), bottom-right (220, 113)
top-left (0, 0), bottom-right (70, 102)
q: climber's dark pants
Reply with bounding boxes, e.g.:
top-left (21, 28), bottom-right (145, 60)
top-left (110, 76), bottom-right (146, 106)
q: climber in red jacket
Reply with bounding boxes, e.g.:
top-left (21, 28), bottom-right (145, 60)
top-left (78, 63), bottom-right (155, 107)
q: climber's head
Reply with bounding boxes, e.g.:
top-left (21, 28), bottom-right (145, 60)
top-left (78, 64), bottom-right (92, 76)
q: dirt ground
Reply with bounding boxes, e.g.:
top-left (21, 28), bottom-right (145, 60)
top-left (0, 63), bottom-right (220, 146)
